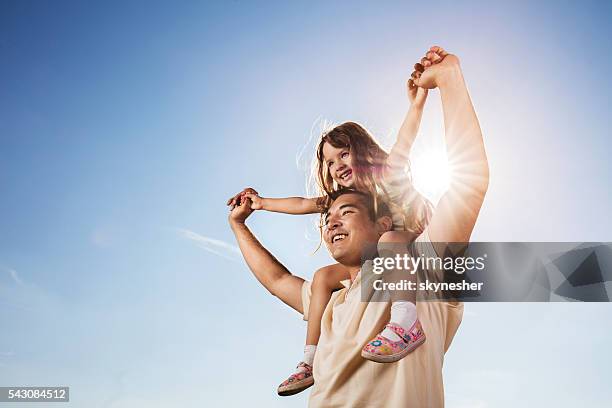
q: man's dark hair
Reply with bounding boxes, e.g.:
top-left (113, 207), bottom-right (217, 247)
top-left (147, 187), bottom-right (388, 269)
top-left (326, 189), bottom-right (391, 222)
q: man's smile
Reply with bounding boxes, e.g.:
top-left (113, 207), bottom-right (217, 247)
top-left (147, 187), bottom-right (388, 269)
top-left (332, 233), bottom-right (347, 243)
top-left (329, 230), bottom-right (349, 245)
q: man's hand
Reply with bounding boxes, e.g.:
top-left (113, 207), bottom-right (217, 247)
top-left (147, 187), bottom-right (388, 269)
top-left (411, 46), bottom-right (461, 90)
top-left (228, 195), bottom-right (254, 225)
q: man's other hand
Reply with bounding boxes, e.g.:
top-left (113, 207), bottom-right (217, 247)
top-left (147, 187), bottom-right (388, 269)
top-left (228, 195), bottom-right (254, 225)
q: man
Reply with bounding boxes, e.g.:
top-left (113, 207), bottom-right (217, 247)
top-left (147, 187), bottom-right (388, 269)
top-left (229, 190), bottom-right (463, 407)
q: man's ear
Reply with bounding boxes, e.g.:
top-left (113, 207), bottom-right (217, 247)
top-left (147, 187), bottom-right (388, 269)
top-left (375, 215), bottom-right (393, 235)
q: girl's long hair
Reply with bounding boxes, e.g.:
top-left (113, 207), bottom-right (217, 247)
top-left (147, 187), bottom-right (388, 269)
top-left (313, 121), bottom-right (432, 235)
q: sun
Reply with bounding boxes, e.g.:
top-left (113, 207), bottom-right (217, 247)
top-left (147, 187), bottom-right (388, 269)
top-left (410, 147), bottom-right (451, 202)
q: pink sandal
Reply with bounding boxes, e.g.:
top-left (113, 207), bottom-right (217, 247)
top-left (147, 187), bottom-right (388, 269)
top-left (361, 319), bottom-right (426, 363)
top-left (277, 362), bottom-right (314, 396)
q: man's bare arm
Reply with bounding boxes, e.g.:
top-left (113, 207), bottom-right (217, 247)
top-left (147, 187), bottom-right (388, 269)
top-left (228, 198), bottom-right (305, 314)
top-left (415, 48), bottom-right (490, 245)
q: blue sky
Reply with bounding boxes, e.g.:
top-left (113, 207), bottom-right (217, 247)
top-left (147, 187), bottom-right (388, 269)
top-left (1, 1), bottom-right (611, 407)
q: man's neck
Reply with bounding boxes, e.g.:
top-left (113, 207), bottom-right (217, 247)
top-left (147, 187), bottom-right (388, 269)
top-left (345, 265), bottom-right (361, 282)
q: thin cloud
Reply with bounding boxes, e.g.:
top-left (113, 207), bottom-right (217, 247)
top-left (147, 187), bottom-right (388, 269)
top-left (1, 266), bottom-right (23, 286)
top-left (177, 228), bottom-right (241, 262)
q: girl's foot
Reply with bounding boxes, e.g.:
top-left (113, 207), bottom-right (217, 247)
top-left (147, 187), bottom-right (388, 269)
top-left (277, 362), bottom-right (314, 396)
top-left (361, 319), bottom-right (426, 363)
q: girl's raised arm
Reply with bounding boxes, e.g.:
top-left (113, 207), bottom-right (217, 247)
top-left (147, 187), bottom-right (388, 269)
top-left (386, 71), bottom-right (428, 171)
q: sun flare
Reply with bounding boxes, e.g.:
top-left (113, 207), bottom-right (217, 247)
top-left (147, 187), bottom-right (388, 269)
top-left (410, 147), bottom-right (451, 202)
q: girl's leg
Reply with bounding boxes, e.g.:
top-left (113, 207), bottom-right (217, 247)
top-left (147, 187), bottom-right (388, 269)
top-left (305, 263), bottom-right (349, 346)
top-left (361, 230), bottom-right (426, 363)
top-left (277, 263), bottom-right (349, 396)
top-left (377, 231), bottom-right (418, 340)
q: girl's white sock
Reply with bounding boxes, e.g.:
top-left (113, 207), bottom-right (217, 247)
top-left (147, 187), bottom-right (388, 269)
top-left (301, 345), bottom-right (317, 368)
top-left (381, 301), bottom-right (417, 342)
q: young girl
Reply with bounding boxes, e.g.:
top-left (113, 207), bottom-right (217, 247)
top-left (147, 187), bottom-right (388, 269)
top-left (228, 56), bottom-right (441, 396)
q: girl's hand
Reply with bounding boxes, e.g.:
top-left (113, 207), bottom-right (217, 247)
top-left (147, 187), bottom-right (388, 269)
top-left (407, 71), bottom-right (428, 108)
top-left (227, 187), bottom-right (258, 210)
top-left (243, 192), bottom-right (264, 210)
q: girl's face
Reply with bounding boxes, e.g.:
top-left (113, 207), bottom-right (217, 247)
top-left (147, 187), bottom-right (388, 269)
top-left (322, 142), bottom-right (355, 188)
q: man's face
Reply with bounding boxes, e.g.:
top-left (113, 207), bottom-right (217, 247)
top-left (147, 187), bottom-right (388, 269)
top-left (323, 193), bottom-right (385, 266)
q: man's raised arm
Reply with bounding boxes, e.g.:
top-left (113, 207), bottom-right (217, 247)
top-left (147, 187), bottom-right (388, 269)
top-left (228, 196), bottom-right (305, 314)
